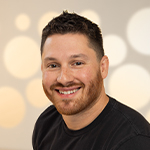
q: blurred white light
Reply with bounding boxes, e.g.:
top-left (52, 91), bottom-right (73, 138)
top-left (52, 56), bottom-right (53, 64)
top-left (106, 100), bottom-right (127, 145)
top-left (26, 78), bottom-right (51, 108)
top-left (127, 7), bottom-right (150, 55)
top-left (38, 11), bottom-right (59, 35)
top-left (0, 87), bottom-right (26, 128)
top-left (108, 64), bottom-right (150, 109)
top-left (80, 9), bottom-right (100, 25)
top-left (15, 13), bottom-right (30, 31)
top-left (103, 35), bottom-right (127, 66)
top-left (4, 36), bottom-right (40, 79)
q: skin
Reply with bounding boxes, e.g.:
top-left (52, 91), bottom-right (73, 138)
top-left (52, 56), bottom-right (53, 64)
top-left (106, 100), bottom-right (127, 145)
top-left (41, 33), bottom-right (109, 130)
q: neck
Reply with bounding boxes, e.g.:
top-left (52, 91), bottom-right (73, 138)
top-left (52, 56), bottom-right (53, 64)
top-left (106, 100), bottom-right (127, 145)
top-left (62, 86), bottom-right (109, 130)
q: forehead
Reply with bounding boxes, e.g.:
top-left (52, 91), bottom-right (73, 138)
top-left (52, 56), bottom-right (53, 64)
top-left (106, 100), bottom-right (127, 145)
top-left (42, 33), bottom-right (96, 60)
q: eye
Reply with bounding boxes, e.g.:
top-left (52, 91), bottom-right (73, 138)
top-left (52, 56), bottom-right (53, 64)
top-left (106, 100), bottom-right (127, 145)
top-left (74, 62), bottom-right (83, 66)
top-left (48, 64), bottom-right (58, 68)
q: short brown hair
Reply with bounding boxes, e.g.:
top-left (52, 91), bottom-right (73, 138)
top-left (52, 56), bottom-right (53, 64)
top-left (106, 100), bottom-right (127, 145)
top-left (41, 11), bottom-right (104, 60)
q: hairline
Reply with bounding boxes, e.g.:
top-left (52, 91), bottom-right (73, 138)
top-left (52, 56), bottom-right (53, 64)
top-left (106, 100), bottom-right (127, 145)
top-left (41, 32), bottom-right (103, 61)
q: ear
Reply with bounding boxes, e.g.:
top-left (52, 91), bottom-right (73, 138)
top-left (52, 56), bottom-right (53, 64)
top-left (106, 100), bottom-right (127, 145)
top-left (99, 55), bottom-right (109, 79)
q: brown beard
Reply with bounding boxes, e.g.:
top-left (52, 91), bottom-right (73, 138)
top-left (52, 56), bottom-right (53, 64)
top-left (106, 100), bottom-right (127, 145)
top-left (42, 70), bottom-right (103, 115)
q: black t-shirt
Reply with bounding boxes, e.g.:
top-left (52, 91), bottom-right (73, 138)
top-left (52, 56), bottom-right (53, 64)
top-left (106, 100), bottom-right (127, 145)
top-left (32, 96), bottom-right (150, 150)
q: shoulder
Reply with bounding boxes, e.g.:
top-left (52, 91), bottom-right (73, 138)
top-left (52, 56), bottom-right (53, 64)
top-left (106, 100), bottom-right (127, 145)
top-left (106, 96), bottom-right (150, 149)
top-left (109, 96), bottom-right (150, 135)
top-left (32, 105), bottom-right (62, 148)
top-left (116, 135), bottom-right (150, 150)
top-left (36, 105), bottom-right (60, 123)
top-left (33, 105), bottom-right (62, 130)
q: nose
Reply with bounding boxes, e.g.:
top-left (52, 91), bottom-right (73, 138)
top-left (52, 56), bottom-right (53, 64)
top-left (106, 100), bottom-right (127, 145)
top-left (57, 66), bottom-right (74, 86)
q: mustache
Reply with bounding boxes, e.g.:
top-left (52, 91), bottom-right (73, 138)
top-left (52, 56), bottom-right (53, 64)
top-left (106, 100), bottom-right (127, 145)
top-left (50, 82), bottom-right (84, 90)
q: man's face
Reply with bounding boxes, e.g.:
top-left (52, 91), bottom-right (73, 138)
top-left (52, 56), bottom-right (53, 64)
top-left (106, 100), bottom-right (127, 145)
top-left (41, 33), bottom-right (104, 115)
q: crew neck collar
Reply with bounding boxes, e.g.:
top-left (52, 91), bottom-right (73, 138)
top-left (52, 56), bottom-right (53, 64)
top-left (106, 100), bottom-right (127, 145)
top-left (63, 97), bottom-right (114, 136)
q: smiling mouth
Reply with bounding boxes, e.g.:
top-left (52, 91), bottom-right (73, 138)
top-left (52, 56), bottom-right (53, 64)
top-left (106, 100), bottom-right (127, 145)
top-left (55, 87), bottom-right (81, 95)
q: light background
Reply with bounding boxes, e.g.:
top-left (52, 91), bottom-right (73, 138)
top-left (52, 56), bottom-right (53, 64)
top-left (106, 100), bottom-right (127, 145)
top-left (0, 0), bottom-right (150, 150)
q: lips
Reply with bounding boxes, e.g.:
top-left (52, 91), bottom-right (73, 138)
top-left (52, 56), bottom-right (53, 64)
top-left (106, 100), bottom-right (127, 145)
top-left (55, 87), bottom-right (81, 95)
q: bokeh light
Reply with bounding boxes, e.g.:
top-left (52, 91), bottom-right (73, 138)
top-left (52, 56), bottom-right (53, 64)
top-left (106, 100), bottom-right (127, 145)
top-left (80, 10), bottom-right (100, 25)
top-left (26, 78), bottom-right (51, 108)
top-left (127, 7), bottom-right (150, 55)
top-left (4, 36), bottom-right (40, 79)
top-left (103, 35), bottom-right (127, 66)
top-left (15, 13), bottom-right (30, 31)
top-left (38, 11), bottom-right (59, 35)
top-left (0, 87), bottom-right (26, 128)
top-left (108, 64), bottom-right (150, 109)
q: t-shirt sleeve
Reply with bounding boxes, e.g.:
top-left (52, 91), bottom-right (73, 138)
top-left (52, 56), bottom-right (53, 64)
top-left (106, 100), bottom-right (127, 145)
top-left (117, 135), bottom-right (150, 150)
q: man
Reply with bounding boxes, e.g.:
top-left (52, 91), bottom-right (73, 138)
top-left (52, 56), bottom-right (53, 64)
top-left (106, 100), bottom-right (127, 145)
top-left (32, 11), bottom-right (150, 150)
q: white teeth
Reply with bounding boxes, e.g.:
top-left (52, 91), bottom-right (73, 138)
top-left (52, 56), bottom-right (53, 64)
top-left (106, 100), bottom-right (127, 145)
top-left (59, 89), bottom-right (79, 94)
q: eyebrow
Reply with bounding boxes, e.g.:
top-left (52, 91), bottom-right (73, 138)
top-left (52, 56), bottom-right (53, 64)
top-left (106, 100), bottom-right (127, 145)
top-left (44, 57), bottom-right (57, 62)
top-left (43, 53), bottom-right (89, 62)
top-left (70, 54), bottom-right (89, 59)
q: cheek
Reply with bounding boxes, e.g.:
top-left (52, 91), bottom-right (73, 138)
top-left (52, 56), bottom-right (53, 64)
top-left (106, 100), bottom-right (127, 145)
top-left (76, 68), bottom-right (94, 83)
top-left (42, 71), bottom-right (55, 87)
